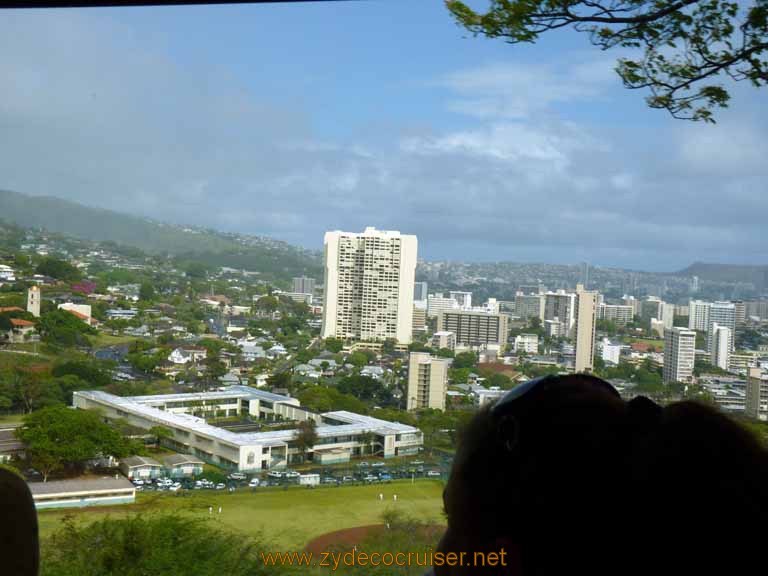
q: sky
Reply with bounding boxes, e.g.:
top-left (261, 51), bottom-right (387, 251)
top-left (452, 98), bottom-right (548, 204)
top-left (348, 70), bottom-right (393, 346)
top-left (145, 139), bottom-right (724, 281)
top-left (0, 0), bottom-right (765, 272)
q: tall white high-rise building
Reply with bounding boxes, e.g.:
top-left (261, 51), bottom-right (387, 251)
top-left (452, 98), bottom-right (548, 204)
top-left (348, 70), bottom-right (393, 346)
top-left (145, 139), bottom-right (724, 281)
top-left (663, 327), bottom-right (696, 384)
top-left (574, 284), bottom-right (598, 373)
top-left (688, 300), bottom-right (711, 332)
top-left (707, 302), bottom-right (736, 353)
top-left (710, 324), bottom-right (732, 371)
top-left (407, 352), bottom-right (450, 411)
top-left (321, 227), bottom-right (417, 345)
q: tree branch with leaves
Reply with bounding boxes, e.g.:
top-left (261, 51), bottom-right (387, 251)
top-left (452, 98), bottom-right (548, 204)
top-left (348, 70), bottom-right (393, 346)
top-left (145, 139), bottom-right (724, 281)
top-left (446, 0), bottom-right (768, 122)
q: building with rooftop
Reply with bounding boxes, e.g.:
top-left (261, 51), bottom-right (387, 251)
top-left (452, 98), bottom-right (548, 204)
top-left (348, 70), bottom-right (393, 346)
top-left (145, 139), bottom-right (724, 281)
top-left (120, 456), bottom-right (163, 480)
top-left (663, 327), bottom-right (696, 384)
top-left (437, 309), bottom-right (509, 352)
top-left (407, 352), bottom-right (450, 411)
top-left (574, 284), bottom-right (598, 373)
top-left (73, 386), bottom-right (422, 471)
top-left (746, 367), bottom-right (768, 421)
top-left (30, 477), bottom-right (136, 510)
top-left (321, 227), bottom-right (417, 345)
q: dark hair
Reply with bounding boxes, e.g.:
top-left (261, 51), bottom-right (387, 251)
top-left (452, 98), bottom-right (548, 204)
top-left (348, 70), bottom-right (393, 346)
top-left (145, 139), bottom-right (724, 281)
top-left (439, 378), bottom-right (768, 576)
top-left (441, 375), bottom-right (629, 575)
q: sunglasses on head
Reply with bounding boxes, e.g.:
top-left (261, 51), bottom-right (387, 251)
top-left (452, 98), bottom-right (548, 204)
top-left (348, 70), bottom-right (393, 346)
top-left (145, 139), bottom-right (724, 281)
top-left (491, 373), bottom-right (621, 417)
top-left (491, 374), bottom-right (622, 451)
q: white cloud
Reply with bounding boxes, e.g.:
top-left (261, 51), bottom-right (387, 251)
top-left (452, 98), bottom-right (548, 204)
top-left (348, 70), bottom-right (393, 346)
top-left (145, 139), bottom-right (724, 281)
top-left (437, 57), bottom-right (617, 119)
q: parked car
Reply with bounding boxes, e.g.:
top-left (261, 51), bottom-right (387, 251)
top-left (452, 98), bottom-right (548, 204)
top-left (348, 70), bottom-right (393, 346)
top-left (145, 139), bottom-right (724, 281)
top-left (229, 472), bottom-right (247, 481)
top-left (342, 476), bottom-right (355, 483)
top-left (283, 470), bottom-right (300, 478)
top-left (371, 462), bottom-right (385, 468)
top-left (267, 471), bottom-right (283, 479)
top-left (248, 478), bottom-right (260, 487)
top-left (363, 475), bottom-right (377, 483)
top-left (426, 470), bottom-right (441, 477)
top-left (358, 462), bottom-right (369, 467)
top-left (215, 483), bottom-right (226, 490)
top-left (380, 473), bottom-right (392, 481)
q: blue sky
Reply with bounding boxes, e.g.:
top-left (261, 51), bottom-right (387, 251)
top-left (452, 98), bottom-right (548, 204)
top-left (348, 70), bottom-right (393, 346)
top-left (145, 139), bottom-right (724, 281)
top-left (0, 1), bottom-right (765, 271)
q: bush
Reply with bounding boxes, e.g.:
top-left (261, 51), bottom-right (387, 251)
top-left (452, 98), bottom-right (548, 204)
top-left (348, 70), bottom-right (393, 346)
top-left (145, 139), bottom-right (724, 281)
top-left (42, 515), bottom-right (278, 576)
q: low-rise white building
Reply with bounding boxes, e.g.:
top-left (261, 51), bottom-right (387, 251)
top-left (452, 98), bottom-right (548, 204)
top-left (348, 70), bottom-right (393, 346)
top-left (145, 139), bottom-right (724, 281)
top-left (73, 386), bottom-right (423, 471)
top-left (431, 331), bottom-right (456, 351)
top-left (599, 338), bottom-right (623, 366)
top-left (30, 477), bottom-right (136, 510)
top-left (514, 334), bottom-right (539, 355)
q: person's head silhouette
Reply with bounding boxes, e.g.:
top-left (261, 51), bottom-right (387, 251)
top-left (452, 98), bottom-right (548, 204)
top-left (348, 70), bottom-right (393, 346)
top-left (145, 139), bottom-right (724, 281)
top-left (436, 374), bottom-right (768, 576)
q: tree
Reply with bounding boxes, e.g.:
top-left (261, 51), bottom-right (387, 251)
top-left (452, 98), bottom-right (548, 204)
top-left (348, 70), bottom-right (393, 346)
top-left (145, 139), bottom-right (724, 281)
top-left (37, 309), bottom-right (95, 347)
top-left (324, 337), bottom-right (344, 353)
top-left (35, 257), bottom-right (81, 282)
top-left (434, 347), bottom-right (455, 358)
top-left (148, 425), bottom-right (173, 447)
top-left (139, 282), bottom-right (156, 302)
top-left (16, 405), bottom-right (133, 481)
top-left (347, 351), bottom-right (370, 369)
top-left (297, 386), bottom-right (368, 414)
top-left (381, 338), bottom-right (397, 356)
top-left (294, 419), bottom-right (318, 463)
top-left (255, 296), bottom-right (279, 314)
top-left (266, 371), bottom-right (292, 390)
top-left (446, 0), bottom-right (768, 122)
top-left (452, 351), bottom-right (477, 370)
top-left (338, 375), bottom-right (395, 406)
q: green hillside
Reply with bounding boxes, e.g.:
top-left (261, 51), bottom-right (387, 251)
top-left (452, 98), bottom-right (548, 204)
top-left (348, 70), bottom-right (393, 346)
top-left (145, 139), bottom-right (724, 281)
top-left (0, 189), bottom-right (321, 279)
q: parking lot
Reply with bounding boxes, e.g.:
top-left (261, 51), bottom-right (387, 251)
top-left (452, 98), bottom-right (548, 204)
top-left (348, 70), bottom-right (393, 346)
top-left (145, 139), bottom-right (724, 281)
top-left (130, 457), bottom-right (452, 492)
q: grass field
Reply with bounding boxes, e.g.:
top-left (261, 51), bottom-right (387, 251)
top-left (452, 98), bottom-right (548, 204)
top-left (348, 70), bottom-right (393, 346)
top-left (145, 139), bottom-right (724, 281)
top-left (37, 480), bottom-right (445, 548)
top-left (623, 337), bottom-right (665, 349)
top-left (0, 412), bottom-right (25, 425)
top-left (88, 333), bottom-right (140, 348)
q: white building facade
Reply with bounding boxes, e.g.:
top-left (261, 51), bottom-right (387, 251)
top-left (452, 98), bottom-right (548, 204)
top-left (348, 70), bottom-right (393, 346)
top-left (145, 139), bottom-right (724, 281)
top-left (663, 327), bottom-right (696, 384)
top-left (321, 228), bottom-right (417, 345)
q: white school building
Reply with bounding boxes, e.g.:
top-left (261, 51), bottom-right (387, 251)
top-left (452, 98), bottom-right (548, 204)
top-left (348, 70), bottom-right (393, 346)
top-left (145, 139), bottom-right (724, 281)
top-left (73, 386), bottom-right (423, 471)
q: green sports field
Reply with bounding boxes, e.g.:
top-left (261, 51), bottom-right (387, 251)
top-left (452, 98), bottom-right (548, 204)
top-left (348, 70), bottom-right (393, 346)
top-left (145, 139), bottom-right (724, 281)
top-left (37, 480), bottom-right (445, 548)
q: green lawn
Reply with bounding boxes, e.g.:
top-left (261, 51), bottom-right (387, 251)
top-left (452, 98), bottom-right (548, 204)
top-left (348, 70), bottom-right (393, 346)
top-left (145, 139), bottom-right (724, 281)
top-left (624, 337), bottom-right (665, 349)
top-left (0, 412), bottom-right (25, 425)
top-left (37, 480), bottom-right (445, 548)
top-left (88, 333), bottom-right (141, 348)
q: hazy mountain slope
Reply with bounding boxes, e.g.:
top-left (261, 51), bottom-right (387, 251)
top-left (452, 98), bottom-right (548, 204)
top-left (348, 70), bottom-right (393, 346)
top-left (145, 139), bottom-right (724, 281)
top-left (0, 189), bottom-right (236, 254)
top-left (678, 262), bottom-right (768, 289)
top-left (0, 189), bottom-right (321, 278)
